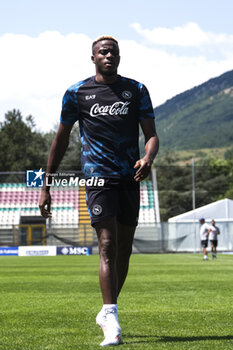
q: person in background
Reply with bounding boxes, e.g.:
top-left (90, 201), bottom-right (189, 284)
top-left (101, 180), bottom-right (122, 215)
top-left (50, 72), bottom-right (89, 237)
top-left (199, 218), bottom-right (211, 260)
top-left (209, 219), bottom-right (220, 259)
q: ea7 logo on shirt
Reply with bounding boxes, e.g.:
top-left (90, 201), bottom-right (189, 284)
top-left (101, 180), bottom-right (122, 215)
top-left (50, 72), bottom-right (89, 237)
top-left (85, 95), bottom-right (96, 100)
top-left (92, 204), bottom-right (102, 215)
top-left (122, 90), bottom-right (132, 99)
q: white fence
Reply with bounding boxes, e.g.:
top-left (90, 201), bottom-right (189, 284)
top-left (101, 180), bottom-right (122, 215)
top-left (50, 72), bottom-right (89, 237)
top-left (1, 221), bottom-right (233, 254)
top-left (134, 221), bottom-right (233, 253)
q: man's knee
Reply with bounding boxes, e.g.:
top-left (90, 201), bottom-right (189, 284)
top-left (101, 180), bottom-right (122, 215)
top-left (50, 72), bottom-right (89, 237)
top-left (95, 217), bottom-right (117, 262)
top-left (100, 236), bottom-right (117, 263)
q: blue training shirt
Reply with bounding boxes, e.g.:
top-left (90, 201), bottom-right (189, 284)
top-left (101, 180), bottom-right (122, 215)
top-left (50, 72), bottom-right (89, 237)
top-left (60, 75), bottom-right (155, 178)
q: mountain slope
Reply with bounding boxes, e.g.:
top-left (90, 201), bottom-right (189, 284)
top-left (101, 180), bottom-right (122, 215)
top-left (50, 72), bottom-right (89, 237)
top-left (154, 69), bottom-right (233, 150)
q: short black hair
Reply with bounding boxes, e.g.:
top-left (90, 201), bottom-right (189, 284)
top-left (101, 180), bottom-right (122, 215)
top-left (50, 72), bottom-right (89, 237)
top-left (92, 35), bottom-right (118, 54)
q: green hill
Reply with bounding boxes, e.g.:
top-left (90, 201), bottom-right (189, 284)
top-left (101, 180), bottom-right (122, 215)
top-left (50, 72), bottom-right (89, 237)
top-left (153, 69), bottom-right (233, 150)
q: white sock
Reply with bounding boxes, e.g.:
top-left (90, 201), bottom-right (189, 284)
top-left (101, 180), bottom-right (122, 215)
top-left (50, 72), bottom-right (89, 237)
top-left (99, 304), bottom-right (117, 316)
top-left (102, 304), bottom-right (120, 333)
top-left (103, 304), bottom-right (118, 311)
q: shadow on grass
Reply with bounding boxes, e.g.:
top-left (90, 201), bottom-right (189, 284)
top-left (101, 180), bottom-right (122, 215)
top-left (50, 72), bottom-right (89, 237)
top-left (124, 334), bottom-right (233, 345)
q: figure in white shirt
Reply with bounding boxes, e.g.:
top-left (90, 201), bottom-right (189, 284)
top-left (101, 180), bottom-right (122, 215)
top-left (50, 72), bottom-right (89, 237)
top-left (199, 218), bottom-right (211, 260)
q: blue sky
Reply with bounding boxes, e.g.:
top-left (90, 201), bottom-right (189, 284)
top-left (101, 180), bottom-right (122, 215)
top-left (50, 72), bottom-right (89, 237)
top-left (0, 0), bottom-right (233, 131)
top-left (1, 0), bottom-right (233, 37)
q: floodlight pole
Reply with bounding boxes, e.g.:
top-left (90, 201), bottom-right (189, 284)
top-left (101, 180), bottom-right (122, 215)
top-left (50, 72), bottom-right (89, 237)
top-left (192, 158), bottom-right (196, 211)
top-left (192, 158), bottom-right (197, 253)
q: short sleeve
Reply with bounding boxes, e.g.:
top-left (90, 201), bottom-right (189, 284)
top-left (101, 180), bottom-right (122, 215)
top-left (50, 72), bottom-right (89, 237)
top-left (138, 84), bottom-right (155, 121)
top-left (60, 88), bottom-right (79, 125)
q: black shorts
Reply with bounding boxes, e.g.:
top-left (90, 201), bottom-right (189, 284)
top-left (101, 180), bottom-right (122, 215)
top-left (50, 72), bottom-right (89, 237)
top-left (85, 178), bottom-right (140, 227)
top-left (210, 240), bottom-right (218, 247)
top-left (201, 240), bottom-right (208, 248)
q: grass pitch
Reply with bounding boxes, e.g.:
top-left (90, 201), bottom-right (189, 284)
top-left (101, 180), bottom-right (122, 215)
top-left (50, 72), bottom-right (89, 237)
top-left (0, 254), bottom-right (233, 350)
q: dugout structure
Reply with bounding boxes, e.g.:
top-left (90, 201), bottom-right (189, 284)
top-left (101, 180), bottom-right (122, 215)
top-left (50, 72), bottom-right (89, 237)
top-left (14, 216), bottom-right (46, 246)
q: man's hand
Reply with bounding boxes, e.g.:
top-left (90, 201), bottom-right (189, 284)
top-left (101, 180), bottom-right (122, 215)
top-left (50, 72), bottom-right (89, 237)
top-left (134, 156), bottom-right (153, 182)
top-left (39, 190), bottom-right (52, 218)
top-left (136, 118), bottom-right (159, 182)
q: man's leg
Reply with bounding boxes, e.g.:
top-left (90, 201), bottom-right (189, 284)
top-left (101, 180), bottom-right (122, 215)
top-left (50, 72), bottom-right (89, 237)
top-left (95, 219), bottom-right (135, 299)
top-left (214, 245), bottom-right (217, 255)
top-left (213, 242), bottom-right (217, 258)
top-left (116, 221), bottom-right (136, 296)
top-left (211, 242), bottom-right (214, 258)
top-left (95, 217), bottom-right (118, 304)
top-left (95, 217), bottom-right (123, 346)
top-left (116, 179), bottom-right (139, 296)
top-left (203, 244), bottom-right (208, 260)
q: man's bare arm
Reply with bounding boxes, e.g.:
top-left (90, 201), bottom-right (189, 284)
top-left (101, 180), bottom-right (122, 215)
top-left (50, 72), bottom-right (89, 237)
top-left (134, 118), bottom-right (159, 182)
top-left (39, 123), bottom-right (73, 218)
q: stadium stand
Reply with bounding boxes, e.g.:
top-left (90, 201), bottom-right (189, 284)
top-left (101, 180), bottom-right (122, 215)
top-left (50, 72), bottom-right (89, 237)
top-left (0, 183), bottom-right (79, 226)
top-left (0, 183), bottom-right (81, 245)
top-left (139, 181), bottom-right (156, 225)
top-left (77, 185), bottom-right (93, 245)
top-left (0, 181), bottom-right (156, 246)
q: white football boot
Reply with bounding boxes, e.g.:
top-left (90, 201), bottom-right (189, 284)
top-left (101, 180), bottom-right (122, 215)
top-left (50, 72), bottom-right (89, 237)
top-left (96, 308), bottom-right (107, 335)
top-left (100, 333), bottom-right (123, 347)
top-left (99, 307), bottom-right (123, 347)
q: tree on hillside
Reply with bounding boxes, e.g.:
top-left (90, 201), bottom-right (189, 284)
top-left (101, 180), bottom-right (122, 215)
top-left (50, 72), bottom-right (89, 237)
top-left (59, 123), bottom-right (81, 171)
top-left (155, 153), bottom-right (231, 221)
top-left (156, 153), bottom-right (193, 221)
top-left (42, 122), bottom-right (81, 172)
top-left (194, 158), bottom-right (230, 205)
top-left (0, 110), bottom-right (82, 175)
top-left (223, 151), bottom-right (233, 200)
top-left (0, 110), bottom-right (48, 172)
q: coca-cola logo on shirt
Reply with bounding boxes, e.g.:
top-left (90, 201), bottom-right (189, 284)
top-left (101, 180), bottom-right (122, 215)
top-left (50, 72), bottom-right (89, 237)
top-left (90, 101), bottom-right (130, 117)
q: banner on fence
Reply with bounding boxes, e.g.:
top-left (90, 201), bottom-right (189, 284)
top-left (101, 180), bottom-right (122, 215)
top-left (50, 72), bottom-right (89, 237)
top-left (18, 246), bottom-right (57, 256)
top-left (57, 246), bottom-right (92, 255)
top-left (0, 247), bottom-right (18, 256)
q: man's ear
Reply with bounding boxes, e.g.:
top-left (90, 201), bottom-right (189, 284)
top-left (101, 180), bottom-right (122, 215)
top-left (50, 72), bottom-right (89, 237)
top-left (91, 55), bottom-right (95, 64)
